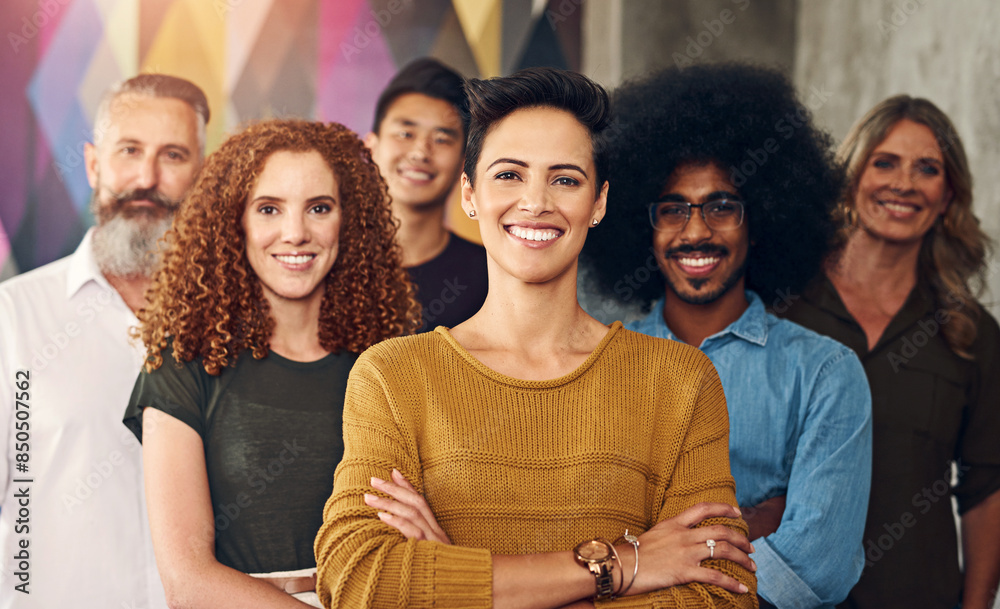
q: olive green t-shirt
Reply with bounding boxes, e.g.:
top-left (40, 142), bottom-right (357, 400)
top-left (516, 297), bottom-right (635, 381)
top-left (124, 346), bottom-right (357, 574)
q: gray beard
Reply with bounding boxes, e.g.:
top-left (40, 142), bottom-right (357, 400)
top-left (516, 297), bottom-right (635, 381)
top-left (91, 212), bottom-right (172, 278)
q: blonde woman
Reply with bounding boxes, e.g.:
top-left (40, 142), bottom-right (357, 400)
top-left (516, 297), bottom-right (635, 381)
top-left (782, 96), bottom-right (1000, 609)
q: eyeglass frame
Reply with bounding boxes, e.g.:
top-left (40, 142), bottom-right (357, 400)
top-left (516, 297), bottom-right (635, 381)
top-left (647, 198), bottom-right (746, 232)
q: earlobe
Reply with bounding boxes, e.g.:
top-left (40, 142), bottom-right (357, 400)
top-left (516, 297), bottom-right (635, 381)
top-left (84, 143), bottom-right (98, 189)
top-left (460, 173), bottom-right (476, 218)
top-left (363, 132), bottom-right (378, 151)
top-left (591, 180), bottom-right (610, 225)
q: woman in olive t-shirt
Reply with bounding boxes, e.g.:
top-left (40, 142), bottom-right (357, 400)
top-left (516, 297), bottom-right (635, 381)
top-left (124, 120), bottom-right (418, 608)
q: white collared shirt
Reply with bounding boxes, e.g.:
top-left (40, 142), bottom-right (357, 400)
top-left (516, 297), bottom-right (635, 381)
top-left (0, 229), bottom-right (167, 609)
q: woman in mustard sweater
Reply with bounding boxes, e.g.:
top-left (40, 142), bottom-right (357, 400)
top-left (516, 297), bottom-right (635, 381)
top-left (314, 67), bottom-right (757, 608)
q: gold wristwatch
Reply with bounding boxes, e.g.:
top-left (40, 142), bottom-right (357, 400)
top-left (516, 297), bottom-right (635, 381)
top-left (573, 538), bottom-right (616, 600)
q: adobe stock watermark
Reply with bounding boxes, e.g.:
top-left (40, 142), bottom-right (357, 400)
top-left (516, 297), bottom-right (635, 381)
top-left (181, 436), bottom-right (308, 551)
top-left (60, 446), bottom-right (129, 513)
top-left (213, 0), bottom-right (245, 18)
top-left (886, 263), bottom-right (999, 372)
top-left (27, 291), bottom-right (115, 371)
top-left (546, 0), bottom-right (582, 29)
top-left (885, 308), bottom-right (950, 372)
top-left (7, 0), bottom-right (72, 54)
top-left (421, 276), bottom-right (471, 326)
top-left (217, 438), bottom-right (307, 532)
top-left (340, 0), bottom-right (414, 61)
top-left (610, 247), bottom-right (660, 304)
top-left (60, 411), bottom-right (163, 513)
top-left (876, 0), bottom-right (929, 40)
top-left (673, 0), bottom-right (751, 69)
top-left (767, 287), bottom-right (800, 315)
top-left (727, 84), bottom-right (833, 187)
top-left (593, 115), bottom-right (628, 161)
top-left (863, 459), bottom-right (970, 568)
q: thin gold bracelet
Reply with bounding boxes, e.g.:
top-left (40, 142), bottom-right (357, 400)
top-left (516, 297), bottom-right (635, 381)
top-left (614, 529), bottom-right (639, 598)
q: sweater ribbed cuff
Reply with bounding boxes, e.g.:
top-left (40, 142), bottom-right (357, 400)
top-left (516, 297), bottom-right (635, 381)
top-left (383, 543), bottom-right (493, 608)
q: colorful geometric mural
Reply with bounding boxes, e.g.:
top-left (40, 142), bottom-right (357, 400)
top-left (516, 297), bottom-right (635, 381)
top-left (0, 0), bottom-right (580, 275)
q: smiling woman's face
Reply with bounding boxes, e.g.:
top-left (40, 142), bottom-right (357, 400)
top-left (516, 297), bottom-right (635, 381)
top-left (242, 149), bottom-right (342, 310)
top-left (853, 118), bottom-right (951, 245)
top-left (461, 106), bottom-right (607, 285)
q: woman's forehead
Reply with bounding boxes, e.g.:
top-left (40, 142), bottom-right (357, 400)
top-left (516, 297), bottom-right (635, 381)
top-left (479, 107), bottom-right (594, 173)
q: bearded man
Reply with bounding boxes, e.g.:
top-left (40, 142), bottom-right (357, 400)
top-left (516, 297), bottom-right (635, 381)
top-left (0, 74), bottom-right (208, 609)
top-left (584, 63), bottom-right (872, 609)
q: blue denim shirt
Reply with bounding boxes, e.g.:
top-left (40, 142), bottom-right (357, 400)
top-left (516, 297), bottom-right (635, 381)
top-left (630, 291), bottom-right (872, 608)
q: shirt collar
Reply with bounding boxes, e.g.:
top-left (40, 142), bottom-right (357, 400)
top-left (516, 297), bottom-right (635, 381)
top-left (634, 290), bottom-right (769, 347)
top-left (66, 228), bottom-right (115, 299)
top-left (803, 274), bottom-right (853, 324)
top-left (806, 273), bottom-right (935, 350)
top-left (723, 291), bottom-right (769, 346)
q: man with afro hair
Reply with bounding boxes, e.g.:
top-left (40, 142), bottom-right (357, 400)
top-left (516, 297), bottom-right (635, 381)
top-left (583, 63), bottom-right (872, 609)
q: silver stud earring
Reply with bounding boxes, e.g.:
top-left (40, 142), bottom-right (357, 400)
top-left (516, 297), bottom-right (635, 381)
top-left (592, 219), bottom-right (599, 226)
top-left (468, 210), bottom-right (476, 218)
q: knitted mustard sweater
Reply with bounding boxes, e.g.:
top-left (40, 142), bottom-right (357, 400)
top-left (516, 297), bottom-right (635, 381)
top-left (315, 322), bottom-right (756, 608)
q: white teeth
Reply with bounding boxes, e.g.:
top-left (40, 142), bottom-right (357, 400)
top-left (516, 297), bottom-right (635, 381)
top-left (881, 201), bottom-right (917, 214)
top-left (275, 254), bottom-right (313, 265)
top-left (401, 169), bottom-right (433, 180)
top-left (508, 226), bottom-right (559, 242)
top-left (678, 257), bottom-right (719, 267)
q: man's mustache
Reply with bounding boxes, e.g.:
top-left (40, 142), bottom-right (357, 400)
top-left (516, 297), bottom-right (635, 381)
top-left (108, 187), bottom-right (182, 211)
top-left (664, 243), bottom-right (730, 257)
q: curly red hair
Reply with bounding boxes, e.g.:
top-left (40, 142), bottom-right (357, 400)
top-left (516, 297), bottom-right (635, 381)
top-left (138, 119), bottom-right (420, 374)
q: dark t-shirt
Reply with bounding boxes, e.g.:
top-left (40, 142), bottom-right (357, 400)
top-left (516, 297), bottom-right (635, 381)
top-left (407, 233), bottom-right (489, 332)
top-left (123, 346), bottom-right (358, 574)
top-left (780, 275), bottom-right (1000, 609)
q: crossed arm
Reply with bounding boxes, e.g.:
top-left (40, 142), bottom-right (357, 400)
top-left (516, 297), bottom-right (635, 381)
top-left (313, 357), bottom-right (758, 608)
top-left (746, 351), bottom-right (873, 608)
top-left (367, 468), bottom-right (754, 608)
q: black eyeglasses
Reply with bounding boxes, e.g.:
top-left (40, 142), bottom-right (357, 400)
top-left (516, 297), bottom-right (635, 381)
top-left (648, 199), bottom-right (746, 232)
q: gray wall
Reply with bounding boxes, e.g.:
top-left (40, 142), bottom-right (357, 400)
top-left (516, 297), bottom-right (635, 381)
top-left (584, 0), bottom-right (797, 87)
top-left (583, 0), bottom-right (1000, 318)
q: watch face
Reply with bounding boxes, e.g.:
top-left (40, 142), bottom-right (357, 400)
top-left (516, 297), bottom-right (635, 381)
top-left (577, 540), bottom-right (610, 561)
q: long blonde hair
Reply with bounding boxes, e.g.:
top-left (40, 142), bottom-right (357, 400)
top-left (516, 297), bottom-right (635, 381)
top-left (835, 95), bottom-right (991, 359)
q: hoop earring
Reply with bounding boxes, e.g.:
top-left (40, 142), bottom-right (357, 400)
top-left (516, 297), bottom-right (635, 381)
top-left (844, 205), bottom-right (859, 229)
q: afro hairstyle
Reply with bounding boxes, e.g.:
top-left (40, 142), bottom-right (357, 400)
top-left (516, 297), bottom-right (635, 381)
top-left (582, 62), bottom-right (844, 311)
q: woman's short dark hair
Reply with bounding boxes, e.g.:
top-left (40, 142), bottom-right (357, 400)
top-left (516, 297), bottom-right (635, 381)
top-left (463, 67), bottom-right (611, 190)
top-left (583, 62), bottom-right (844, 310)
top-left (372, 57), bottom-right (470, 139)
